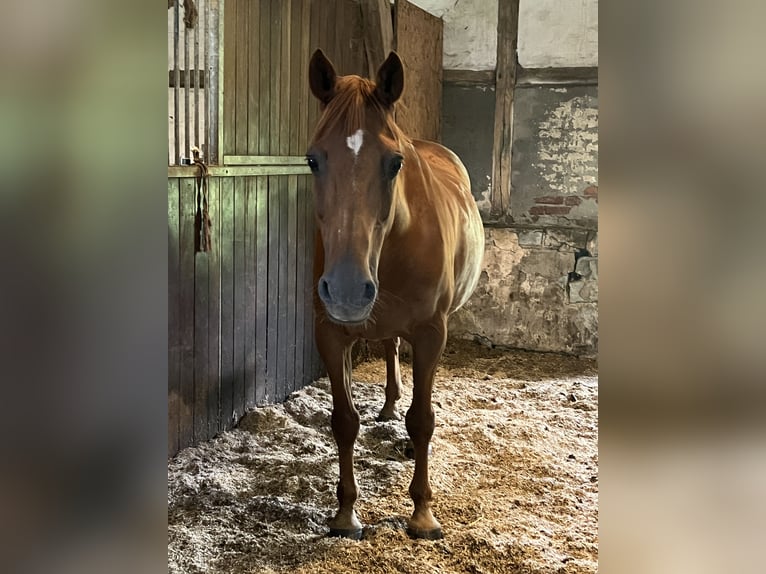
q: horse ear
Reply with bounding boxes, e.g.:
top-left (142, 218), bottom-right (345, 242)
top-left (375, 51), bottom-right (404, 107)
top-left (309, 49), bottom-right (337, 104)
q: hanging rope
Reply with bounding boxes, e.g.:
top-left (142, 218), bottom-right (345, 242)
top-left (192, 146), bottom-right (212, 253)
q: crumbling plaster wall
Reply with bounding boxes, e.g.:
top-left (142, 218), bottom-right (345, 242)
top-left (410, 0), bottom-right (599, 356)
top-left (448, 81), bottom-right (599, 357)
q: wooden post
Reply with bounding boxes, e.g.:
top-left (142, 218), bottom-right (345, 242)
top-left (360, 0), bottom-right (394, 77)
top-left (491, 0), bottom-right (519, 217)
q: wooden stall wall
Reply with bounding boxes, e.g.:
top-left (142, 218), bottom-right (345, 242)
top-left (169, 0), bottom-right (371, 457)
top-left (168, 172), bottom-right (318, 456)
top-left (394, 0), bottom-right (443, 142)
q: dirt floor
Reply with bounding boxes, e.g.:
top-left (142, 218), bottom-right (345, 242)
top-left (168, 340), bottom-right (598, 574)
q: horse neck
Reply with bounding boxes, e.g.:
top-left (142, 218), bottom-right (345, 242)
top-left (388, 140), bottom-right (418, 235)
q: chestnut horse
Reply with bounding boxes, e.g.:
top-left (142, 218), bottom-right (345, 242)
top-left (307, 50), bottom-right (484, 540)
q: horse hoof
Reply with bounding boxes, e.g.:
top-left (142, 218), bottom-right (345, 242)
top-left (406, 526), bottom-right (443, 540)
top-left (376, 410), bottom-right (399, 422)
top-left (328, 527), bottom-right (363, 540)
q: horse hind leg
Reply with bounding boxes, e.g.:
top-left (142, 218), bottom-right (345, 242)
top-left (377, 337), bottom-right (402, 421)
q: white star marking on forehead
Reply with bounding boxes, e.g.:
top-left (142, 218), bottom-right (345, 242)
top-left (346, 129), bottom-right (364, 157)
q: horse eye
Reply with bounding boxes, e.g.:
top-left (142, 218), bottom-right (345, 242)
top-left (388, 155), bottom-right (403, 178)
top-left (306, 156), bottom-right (319, 173)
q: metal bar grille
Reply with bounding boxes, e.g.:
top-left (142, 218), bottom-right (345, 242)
top-left (169, 0), bottom-right (218, 165)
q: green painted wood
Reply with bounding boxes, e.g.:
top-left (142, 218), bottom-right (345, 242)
top-left (224, 155), bottom-right (308, 165)
top-left (193, 239), bottom-right (210, 443)
top-left (168, 178), bottom-right (181, 456)
top-left (235, 0), bottom-right (249, 155)
top-left (168, 165), bottom-right (311, 178)
top-left (207, 177), bottom-right (222, 434)
top-left (247, 1), bottom-right (261, 156)
top-left (266, 175), bottom-right (280, 402)
top-left (232, 176), bottom-right (247, 421)
top-left (258, 0), bottom-right (272, 156)
top-left (244, 177), bottom-right (257, 408)
top-left (286, 175), bottom-right (298, 395)
top-left (179, 178), bottom-right (197, 449)
top-left (255, 175), bottom-right (269, 404)
top-left (277, 178), bottom-right (289, 402)
top-left (219, 176), bottom-right (235, 430)
top-left (222, 0), bottom-right (236, 157)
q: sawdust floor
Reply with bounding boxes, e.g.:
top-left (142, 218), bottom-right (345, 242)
top-left (168, 340), bottom-right (598, 574)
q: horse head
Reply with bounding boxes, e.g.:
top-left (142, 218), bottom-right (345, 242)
top-left (307, 49), bottom-right (407, 325)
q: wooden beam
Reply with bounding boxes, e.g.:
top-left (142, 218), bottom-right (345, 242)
top-left (168, 165), bottom-right (311, 178)
top-left (360, 0), bottom-right (394, 77)
top-left (491, 0), bottom-right (519, 216)
top-left (443, 69), bottom-right (496, 86)
top-left (516, 66), bottom-right (598, 86)
top-left (393, 0), bottom-right (443, 141)
top-left (223, 155), bottom-right (307, 165)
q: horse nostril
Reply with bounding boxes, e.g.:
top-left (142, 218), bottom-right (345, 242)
top-left (362, 281), bottom-right (377, 304)
top-left (318, 277), bottom-right (332, 302)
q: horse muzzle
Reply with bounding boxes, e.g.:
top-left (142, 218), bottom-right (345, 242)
top-left (317, 270), bottom-right (377, 325)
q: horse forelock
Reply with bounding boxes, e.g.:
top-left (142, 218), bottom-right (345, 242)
top-left (312, 75), bottom-right (408, 147)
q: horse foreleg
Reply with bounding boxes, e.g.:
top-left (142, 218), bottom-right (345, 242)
top-left (317, 332), bottom-right (363, 539)
top-left (377, 337), bottom-right (402, 421)
top-left (405, 320), bottom-right (447, 540)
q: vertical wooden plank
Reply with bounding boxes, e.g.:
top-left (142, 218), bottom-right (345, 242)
top-left (394, 0), bottom-right (443, 141)
top-left (294, 175), bottom-right (306, 393)
top-left (244, 177), bottom-right (257, 408)
top-left (277, 174), bottom-right (290, 402)
top-left (243, 1), bottom-right (260, 410)
top-left (333, 0), bottom-right (344, 73)
top-left (267, 174), bottom-right (280, 402)
top-left (248, 0), bottom-right (261, 156)
top-left (303, 193), bottom-right (313, 385)
top-left (319, 0), bottom-right (332, 64)
top-left (259, 0), bottom-right (272, 156)
top-left (168, 178), bottom-right (180, 456)
top-left (179, 178), bottom-right (196, 449)
top-left (222, 0), bottom-right (237, 157)
top-left (255, 0), bottom-right (272, 405)
top-left (491, 0), bottom-right (519, 216)
top-left (193, 229), bottom-right (210, 443)
top-left (235, 0), bottom-right (249, 155)
top-left (307, 0), bottom-right (322, 383)
top-left (266, 0), bottom-right (282, 402)
top-left (193, 7), bottom-right (199, 150)
top-left (361, 0), bottom-right (394, 78)
top-left (308, 0), bottom-right (322, 133)
top-left (277, 0), bottom-right (292, 401)
top-left (255, 175), bottom-right (269, 404)
top-left (173, 2), bottom-right (181, 164)
top-left (199, 0), bottom-right (204, 157)
top-left (288, 0), bottom-right (305, 394)
top-left (299, 0), bottom-right (312, 155)
top-left (270, 0), bottom-right (283, 158)
top-left (232, 177), bottom-right (247, 421)
top-left (206, 0), bottom-right (221, 163)
top-left (343, 0), bottom-right (366, 76)
top-left (207, 176), bottom-right (221, 434)
top-left (184, 15), bottom-right (191, 159)
top-left (219, 176), bottom-right (235, 429)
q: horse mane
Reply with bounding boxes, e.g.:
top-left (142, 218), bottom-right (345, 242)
top-left (312, 75), bottom-right (410, 147)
